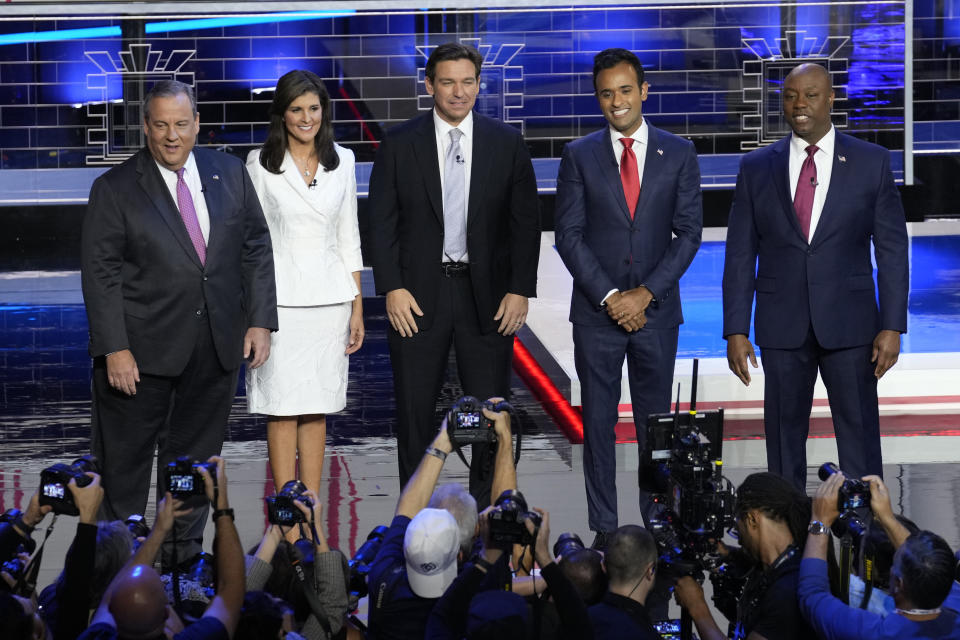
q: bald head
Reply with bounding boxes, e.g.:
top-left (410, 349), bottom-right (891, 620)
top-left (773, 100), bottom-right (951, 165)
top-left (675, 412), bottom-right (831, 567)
top-left (107, 564), bottom-right (168, 640)
top-left (782, 63), bottom-right (834, 144)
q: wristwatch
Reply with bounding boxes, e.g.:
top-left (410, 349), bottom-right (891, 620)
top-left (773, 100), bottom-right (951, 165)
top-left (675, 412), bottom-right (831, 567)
top-left (808, 520), bottom-right (828, 535)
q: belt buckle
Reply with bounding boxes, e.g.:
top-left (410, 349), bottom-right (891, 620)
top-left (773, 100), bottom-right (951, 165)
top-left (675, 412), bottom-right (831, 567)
top-left (441, 262), bottom-right (467, 277)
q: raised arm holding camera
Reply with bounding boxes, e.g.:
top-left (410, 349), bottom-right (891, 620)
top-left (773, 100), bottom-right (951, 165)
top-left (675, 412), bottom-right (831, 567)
top-left (799, 470), bottom-right (960, 639)
top-left (80, 456), bottom-right (244, 640)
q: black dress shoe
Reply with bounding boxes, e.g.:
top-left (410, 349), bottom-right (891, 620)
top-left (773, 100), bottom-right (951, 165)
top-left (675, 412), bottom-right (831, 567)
top-left (591, 531), bottom-right (609, 551)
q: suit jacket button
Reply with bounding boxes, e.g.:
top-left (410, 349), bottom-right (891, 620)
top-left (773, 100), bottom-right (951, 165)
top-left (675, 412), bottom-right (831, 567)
top-left (203, 276), bottom-right (208, 281)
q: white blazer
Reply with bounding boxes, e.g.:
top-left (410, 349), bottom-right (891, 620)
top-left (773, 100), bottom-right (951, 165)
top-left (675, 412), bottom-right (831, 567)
top-left (246, 145), bottom-right (362, 306)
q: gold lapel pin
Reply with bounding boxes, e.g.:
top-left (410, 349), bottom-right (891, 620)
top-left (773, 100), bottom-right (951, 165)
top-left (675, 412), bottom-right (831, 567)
top-left (838, 156), bottom-right (846, 163)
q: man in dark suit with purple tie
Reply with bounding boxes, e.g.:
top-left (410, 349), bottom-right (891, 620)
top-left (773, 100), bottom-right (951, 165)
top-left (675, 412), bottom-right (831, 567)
top-left (722, 63), bottom-right (909, 490)
top-left (555, 48), bottom-right (703, 547)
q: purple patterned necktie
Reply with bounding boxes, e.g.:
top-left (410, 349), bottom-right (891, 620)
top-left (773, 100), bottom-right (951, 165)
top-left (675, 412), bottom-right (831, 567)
top-left (176, 167), bottom-right (206, 265)
top-left (793, 144), bottom-right (819, 241)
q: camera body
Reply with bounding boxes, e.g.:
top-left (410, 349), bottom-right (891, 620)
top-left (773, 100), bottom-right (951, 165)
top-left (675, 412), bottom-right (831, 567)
top-left (348, 525), bottom-right (389, 599)
top-left (489, 489), bottom-right (541, 548)
top-left (818, 462), bottom-right (870, 537)
top-left (446, 396), bottom-right (507, 446)
top-left (265, 480), bottom-right (313, 526)
top-left (164, 457), bottom-right (217, 499)
top-left (39, 455), bottom-right (100, 516)
top-left (125, 514), bottom-right (150, 539)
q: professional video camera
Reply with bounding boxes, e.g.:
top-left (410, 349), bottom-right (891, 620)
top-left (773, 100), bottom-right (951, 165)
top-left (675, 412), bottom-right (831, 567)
top-left (164, 457), bottom-right (217, 499)
top-left (489, 489), bottom-right (541, 548)
top-left (347, 525), bottom-right (389, 600)
top-left (642, 360), bottom-right (736, 577)
top-left (39, 454), bottom-right (100, 516)
top-left (265, 480), bottom-right (314, 526)
top-left (818, 462), bottom-right (870, 537)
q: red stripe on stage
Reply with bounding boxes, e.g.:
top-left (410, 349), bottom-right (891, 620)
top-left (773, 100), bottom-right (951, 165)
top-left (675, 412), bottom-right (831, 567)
top-left (512, 337), bottom-right (584, 444)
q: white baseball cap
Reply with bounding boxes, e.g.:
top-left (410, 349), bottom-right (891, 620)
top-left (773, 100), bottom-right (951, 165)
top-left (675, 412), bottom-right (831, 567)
top-left (403, 508), bottom-right (460, 598)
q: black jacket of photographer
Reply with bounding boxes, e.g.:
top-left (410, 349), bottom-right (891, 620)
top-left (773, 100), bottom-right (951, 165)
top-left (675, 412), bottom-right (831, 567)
top-left (588, 592), bottom-right (659, 640)
top-left (734, 547), bottom-right (816, 639)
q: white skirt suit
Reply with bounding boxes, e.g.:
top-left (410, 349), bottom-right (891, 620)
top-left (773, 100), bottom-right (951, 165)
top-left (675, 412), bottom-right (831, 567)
top-left (245, 145), bottom-right (363, 415)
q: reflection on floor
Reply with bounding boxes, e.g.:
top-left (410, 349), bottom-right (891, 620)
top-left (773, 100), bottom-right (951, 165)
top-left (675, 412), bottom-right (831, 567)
top-left (1, 267), bottom-right (959, 626)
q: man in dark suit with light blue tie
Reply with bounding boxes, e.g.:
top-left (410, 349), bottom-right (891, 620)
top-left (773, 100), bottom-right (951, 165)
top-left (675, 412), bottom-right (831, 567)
top-left (555, 48), bottom-right (703, 547)
top-left (722, 63), bottom-right (909, 491)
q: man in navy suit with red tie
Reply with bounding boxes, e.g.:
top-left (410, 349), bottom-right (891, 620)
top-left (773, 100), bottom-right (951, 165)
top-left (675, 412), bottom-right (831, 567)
top-left (722, 63), bottom-right (909, 490)
top-left (555, 48), bottom-right (703, 547)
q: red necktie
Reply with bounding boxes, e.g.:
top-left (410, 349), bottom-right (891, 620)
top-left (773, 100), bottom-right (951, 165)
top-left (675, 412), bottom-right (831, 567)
top-left (793, 145), bottom-right (819, 241)
top-left (619, 138), bottom-right (640, 219)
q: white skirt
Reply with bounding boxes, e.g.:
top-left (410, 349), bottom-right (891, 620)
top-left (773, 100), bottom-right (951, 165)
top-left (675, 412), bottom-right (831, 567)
top-left (246, 302), bottom-right (352, 416)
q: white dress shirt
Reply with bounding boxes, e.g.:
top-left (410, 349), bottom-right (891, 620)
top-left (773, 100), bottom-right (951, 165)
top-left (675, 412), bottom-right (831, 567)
top-left (609, 117), bottom-right (649, 191)
top-left (788, 125), bottom-right (835, 243)
top-left (602, 118), bottom-right (649, 304)
top-left (434, 108), bottom-right (473, 262)
top-left (155, 151), bottom-right (210, 244)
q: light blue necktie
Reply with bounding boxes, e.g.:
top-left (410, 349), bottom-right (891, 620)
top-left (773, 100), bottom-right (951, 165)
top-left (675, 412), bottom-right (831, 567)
top-left (443, 128), bottom-right (466, 262)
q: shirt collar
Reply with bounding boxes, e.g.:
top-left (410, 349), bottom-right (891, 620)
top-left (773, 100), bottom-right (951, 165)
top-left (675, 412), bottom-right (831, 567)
top-left (154, 150), bottom-right (198, 178)
top-left (433, 108), bottom-right (473, 142)
top-left (791, 124), bottom-right (835, 158)
top-left (609, 117), bottom-right (648, 149)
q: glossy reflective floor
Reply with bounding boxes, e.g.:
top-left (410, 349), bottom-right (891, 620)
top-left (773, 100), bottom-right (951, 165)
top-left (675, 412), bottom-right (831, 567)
top-left (1, 269), bottom-right (959, 625)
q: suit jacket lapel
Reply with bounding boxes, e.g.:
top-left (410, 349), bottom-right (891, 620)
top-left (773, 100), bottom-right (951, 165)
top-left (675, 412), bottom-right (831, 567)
top-left (771, 137), bottom-right (806, 243)
top-left (136, 149), bottom-right (203, 269)
top-left (634, 124), bottom-right (663, 222)
top-left (809, 134), bottom-right (846, 248)
top-left (468, 114), bottom-right (493, 231)
top-left (412, 112), bottom-right (443, 225)
top-left (194, 149), bottom-right (222, 263)
top-left (590, 130), bottom-right (631, 222)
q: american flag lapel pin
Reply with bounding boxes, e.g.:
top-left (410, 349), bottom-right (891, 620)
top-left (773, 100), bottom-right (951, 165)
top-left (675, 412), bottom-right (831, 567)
top-left (838, 155), bottom-right (846, 163)
top-left (212, 174), bottom-right (220, 180)
top-left (657, 148), bottom-right (663, 156)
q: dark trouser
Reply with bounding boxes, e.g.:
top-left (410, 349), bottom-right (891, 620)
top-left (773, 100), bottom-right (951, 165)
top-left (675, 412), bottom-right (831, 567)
top-left (760, 328), bottom-right (882, 491)
top-left (388, 271), bottom-right (514, 509)
top-left (574, 322), bottom-right (679, 534)
top-left (91, 315), bottom-right (238, 567)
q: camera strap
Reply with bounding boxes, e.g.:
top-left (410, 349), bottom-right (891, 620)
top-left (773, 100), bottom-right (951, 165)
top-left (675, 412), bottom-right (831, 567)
top-left (13, 514), bottom-right (57, 596)
top-left (289, 546), bottom-right (334, 637)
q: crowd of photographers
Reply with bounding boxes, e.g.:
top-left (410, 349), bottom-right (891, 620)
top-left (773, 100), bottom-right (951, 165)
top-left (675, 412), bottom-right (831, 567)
top-left (3, 396), bottom-right (960, 639)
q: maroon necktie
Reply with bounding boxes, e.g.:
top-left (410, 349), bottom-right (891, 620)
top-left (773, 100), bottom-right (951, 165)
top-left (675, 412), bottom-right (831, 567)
top-left (793, 145), bottom-right (819, 241)
top-left (176, 167), bottom-right (206, 265)
top-left (620, 138), bottom-right (640, 219)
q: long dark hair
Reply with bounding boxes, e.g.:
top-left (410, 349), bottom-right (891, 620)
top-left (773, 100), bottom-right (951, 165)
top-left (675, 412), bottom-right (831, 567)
top-left (735, 472), bottom-right (812, 547)
top-left (260, 69), bottom-right (339, 175)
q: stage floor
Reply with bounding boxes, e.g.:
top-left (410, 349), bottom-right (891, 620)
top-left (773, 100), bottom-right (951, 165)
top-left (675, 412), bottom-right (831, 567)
top-left (1, 231), bottom-right (959, 613)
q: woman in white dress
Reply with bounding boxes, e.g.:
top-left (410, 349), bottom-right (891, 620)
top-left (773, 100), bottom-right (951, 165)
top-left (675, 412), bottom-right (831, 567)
top-left (246, 69), bottom-right (364, 507)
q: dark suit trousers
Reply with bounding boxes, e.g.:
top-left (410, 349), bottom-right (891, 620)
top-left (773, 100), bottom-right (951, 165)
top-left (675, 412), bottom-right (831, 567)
top-left (573, 322), bottom-right (678, 533)
top-left (388, 271), bottom-right (514, 508)
top-left (760, 328), bottom-right (882, 491)
top-left (91, 312), bottom-right (238, 566)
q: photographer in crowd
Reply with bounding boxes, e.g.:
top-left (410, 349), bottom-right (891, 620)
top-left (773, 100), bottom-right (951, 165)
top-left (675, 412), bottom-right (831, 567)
top-left (426, 507), bottom-right (592, 639)
top-left (367, 398), bottom-right (517, 640)
top-left (245, 490), bottom-right (349, 639)
top-left (588, 525), bottom-right (660, 639)
top-left (673, 472), bottom-right (816, 640)
top-left (79, 456), bottom-right (244, 640)
top-left (1, 472), bottom-right (103, 640)
top-left (800, 471), bottom-right (960, 638)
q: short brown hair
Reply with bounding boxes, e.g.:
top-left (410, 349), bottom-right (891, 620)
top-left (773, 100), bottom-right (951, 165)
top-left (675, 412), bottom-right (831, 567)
top-left (425, 42), bottom-right (483, 81)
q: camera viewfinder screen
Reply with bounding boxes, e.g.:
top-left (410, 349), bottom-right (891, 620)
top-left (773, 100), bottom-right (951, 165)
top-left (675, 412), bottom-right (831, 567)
top-left (170, 475), bottom-right (194, 492)
top-left (42, 483), bottom-right (65, 499)
top-left (845, 494), bottom-right (867, 509)
top-left (276, 509), bottom-right (295, 522)
top-left (457, 412), bottom-right (481, 429)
